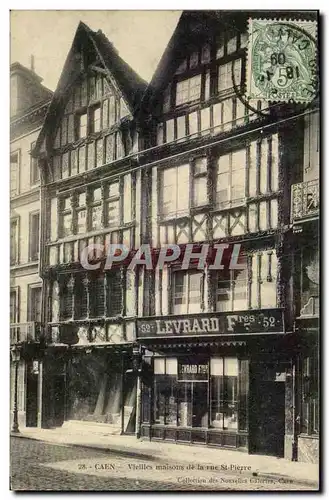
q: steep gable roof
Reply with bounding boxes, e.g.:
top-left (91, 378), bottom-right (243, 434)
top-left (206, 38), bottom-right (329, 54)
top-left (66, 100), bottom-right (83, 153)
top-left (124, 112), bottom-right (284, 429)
top-left (34, 21), bottom-right (147, 157)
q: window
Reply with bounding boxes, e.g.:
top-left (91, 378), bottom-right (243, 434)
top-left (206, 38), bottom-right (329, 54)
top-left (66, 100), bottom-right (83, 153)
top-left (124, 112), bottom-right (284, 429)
top-left (60, 276), bottom-right (74, 320)
top-left (192, 157), bottom-right (208, 207)
top-left (250, 251), bottom-right (278, 309)
top-left (90, 187), bottom-right (102, 231)
top-left (10, 151), bottom-right (19, 196)
top-left (160, 164), bottom-right (189, 219)
top-left (75, 275), bottom-right (88, 319)
top-left (173, 270), bottom-right (202, 314)
top-left (29, 212), bottom-right (40, 261)
top-left (10, 290), bottom-right (17, 323)
top-left (210, 357), bottom-right (238, 430)
top-left (30, 142), bottom-right (40, 185)
top-left (176, 75), bottom-right (202, 106)
top-left (90, 105), bottom-right (101, 134)
top-left (29, 286), bottom-right (42, 322)
top-left (216, 268), bottom-right (248, 312)
top-left (216, 149), bottom-right (246, 208)
top-left (10, 219), bottom-right (19, 265)
top-left (153, 358), bottom-right (179, 425)
top-left (218, 59), bottom-right (242, 93)
top-left (105, 181), bottom-right (120, 228)
top-left (76, 192), bottom-right (87, 234)
top-left (300, 245), bottom-right (319, 317)
top-left (76, 112), bottom-right (87, 140)
top-left (107, 269), bottom-right (123, 316)
top-left (215, 252), bottom-right (277, 311)
top-left (60, 197), bottom-right (72, 238)
top-left (300, 349), bottom-right (319, 435)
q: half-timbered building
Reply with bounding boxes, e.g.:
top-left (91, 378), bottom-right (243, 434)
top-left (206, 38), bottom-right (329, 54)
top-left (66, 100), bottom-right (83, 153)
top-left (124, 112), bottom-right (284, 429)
top-left (135, 10), bottom-right (319, 461)
top-left (33, 22), bottom-right (147, 432)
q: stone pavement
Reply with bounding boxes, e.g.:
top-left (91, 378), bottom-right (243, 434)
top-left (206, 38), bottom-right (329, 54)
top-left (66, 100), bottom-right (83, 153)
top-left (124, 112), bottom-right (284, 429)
top-left (12, 426), bottom-right (319, 489)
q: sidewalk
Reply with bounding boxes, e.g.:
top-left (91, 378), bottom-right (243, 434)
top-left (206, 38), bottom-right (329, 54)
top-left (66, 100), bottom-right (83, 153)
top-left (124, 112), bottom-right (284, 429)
top-left (11, 426), bottom-right (319, 488)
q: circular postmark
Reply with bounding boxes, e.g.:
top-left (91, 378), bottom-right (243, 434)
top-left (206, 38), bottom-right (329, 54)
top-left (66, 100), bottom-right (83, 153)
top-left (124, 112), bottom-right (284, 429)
top-left (247, 20), bottom-right (318, 103)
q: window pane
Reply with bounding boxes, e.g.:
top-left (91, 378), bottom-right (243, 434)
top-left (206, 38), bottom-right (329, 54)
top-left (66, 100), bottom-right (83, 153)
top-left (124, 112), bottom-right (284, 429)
top-left (173, 272), bottom-right (187, 314)
top-left (216, 270), bottom-right (231, 311)
top-left (193, 176), bottom-right (207, 206)
top-left (177, 165), bottom-right (189, 213)
top-left (108, 271), bottom-right (123, 316)
top-left (77, 209), bottom-right (87, 234)
top-left (154, 358), bottom-right (165, 375)
top-left (177, 115), bottom-right (186, 140)
top-left (107, 201), bottom-right (119, 227)
top-left (62, 213), bottom-right (72, 237)
top-left (92, 107), bottom-right (101, 133)
top-left (189, 112), bottom-right (198, 136)
top-left (166, 358), bottom-right (177, 375)
top-left (166, 119), bottom-right (175, 143)
top-left (108, 182), bottom-right (119, 198)
top-left (79, 113), bottom-right (87, 138)
top-left (91, 205), bottom-right (102, 231)
top-left (194, 157), bottom-right (207, 175)
top-left (210, 357), bottom-right (223, 376)
top-left (176, 75), bottom-right (201, 106)
top-left (10, 292), bottom-right (17, 322)
top-left (233, 268), bottom-right (247, 310)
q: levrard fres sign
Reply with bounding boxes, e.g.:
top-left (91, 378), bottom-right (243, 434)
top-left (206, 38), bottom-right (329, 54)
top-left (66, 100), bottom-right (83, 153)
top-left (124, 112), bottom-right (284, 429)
top-left (137, 309), bottom-right (284, 338)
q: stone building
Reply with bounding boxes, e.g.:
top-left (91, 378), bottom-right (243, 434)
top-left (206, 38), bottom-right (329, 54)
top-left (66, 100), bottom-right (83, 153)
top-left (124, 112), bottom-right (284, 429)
top-left (10, 61), bottom-right (52, 428)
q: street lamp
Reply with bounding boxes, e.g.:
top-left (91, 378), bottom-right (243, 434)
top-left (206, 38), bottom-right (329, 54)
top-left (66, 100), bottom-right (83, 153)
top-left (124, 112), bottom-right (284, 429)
top-left (10, 346), bottom-right (21, 434)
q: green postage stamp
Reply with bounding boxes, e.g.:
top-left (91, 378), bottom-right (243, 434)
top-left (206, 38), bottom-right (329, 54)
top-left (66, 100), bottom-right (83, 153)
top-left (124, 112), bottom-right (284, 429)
top-left (246, 19), bottom-right (318, 103)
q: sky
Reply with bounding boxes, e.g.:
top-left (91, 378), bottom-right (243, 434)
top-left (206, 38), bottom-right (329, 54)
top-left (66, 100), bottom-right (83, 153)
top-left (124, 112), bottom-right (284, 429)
top-left (10, 10), bottom-right (181, 91)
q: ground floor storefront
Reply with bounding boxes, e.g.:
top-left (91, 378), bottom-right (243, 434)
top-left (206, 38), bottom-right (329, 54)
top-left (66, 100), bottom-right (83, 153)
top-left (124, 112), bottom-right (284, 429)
top-left (136, 310), bottom-right (299, 460)
top-left (40, 344), bottom-right (136, 434)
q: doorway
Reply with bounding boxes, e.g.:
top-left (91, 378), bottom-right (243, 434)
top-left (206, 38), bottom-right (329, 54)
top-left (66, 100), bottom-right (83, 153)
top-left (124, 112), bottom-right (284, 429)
top-left (250, 380), bottom-right (285, 457)
top-left (26, 365), bottom-right (38, 427)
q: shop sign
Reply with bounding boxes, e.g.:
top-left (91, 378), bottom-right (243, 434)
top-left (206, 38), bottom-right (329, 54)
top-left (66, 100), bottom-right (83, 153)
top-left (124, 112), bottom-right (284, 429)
top-left (178, 363), bottom-right (208, 381)
top-left (137, 309), bottom-right (284, 338)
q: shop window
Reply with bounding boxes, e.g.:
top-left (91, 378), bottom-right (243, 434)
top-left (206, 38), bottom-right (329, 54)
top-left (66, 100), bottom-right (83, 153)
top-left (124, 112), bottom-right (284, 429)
top-left (215, 149), bottom-right (246, 208)
top-left (300, 349), bottom-right (319, 435)
top-left (160, 164), bottom-right (189, 219)
top-left (153, 358), bottom-right (178, 426)
top-left (172, 270), bottom-right (203, 314)
top-left (175, 75), bottom-right (202, 106)
top-left (210, 357), bottom-right (238, 430)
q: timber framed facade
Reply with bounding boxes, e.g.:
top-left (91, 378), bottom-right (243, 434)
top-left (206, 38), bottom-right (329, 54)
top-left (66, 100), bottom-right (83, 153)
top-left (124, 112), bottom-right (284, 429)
top-left (29, 11), bottom-right (319, 462)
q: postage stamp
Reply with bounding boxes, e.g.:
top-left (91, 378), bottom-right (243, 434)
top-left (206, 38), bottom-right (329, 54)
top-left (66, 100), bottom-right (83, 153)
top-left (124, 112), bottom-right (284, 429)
top-left (246, 18), bottom-right (318, 103)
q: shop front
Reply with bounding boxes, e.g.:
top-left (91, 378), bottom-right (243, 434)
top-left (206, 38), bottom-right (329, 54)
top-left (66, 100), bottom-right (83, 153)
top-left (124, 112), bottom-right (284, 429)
top-left (137, 309), bottom-right (291, 457)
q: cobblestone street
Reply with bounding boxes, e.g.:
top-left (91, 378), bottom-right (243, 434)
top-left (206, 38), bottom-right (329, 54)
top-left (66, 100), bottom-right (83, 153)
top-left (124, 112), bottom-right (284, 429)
top-left (10, 437), bottom-right (316, 491)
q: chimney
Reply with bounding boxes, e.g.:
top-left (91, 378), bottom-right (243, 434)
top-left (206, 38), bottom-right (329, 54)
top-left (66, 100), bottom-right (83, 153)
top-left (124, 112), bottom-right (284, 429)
top-left (30, 54), bottom-right (35, 72)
